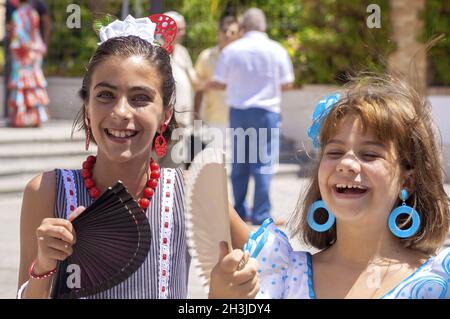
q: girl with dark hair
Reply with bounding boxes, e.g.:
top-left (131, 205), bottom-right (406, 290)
top-left (16, 15), bottom-right (258, 299)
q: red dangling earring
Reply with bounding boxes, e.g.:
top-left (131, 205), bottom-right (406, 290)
top-left (154, 123), bottom-right (168, 158)
top-left (85, 127), bottom-right (91, 151)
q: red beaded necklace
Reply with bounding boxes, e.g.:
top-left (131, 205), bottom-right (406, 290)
top-left (81, 155), bottom-right (161, 210)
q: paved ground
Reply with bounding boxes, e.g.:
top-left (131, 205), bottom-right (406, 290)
top-left (1, 172), bottom-right (449, 299)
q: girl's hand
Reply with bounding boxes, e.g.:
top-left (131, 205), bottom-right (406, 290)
top-left (33, 206), bottom-right (85, 274)
top-left (208, 241), bottom-right (260, 299)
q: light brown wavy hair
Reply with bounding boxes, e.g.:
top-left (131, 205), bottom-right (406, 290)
top-left (289, 74), bottom-right (450, 256)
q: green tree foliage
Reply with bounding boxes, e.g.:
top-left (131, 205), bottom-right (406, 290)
top-left (45, 0), bottom-right (122, 76)
top-left (41, 1), bottom-right (447, 86)
top-left (424, 0), bottom-right (450, 85)
top-left (166, 0), bottom-right (392, 86)
top-left (164, 0), bottom-right (232, 61)
top-left (285, 0), bottom-right (392, 85)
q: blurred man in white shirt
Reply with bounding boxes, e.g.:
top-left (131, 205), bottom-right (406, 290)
top-left (208, 8), bottom-right (294, 225)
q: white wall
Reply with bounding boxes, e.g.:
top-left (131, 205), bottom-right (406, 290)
top-left (280, 85), bottom-right (339, 147)
top-left (46, 77), bottom-right (84, 120)
top-left (429, 96), bottom-right (450, 180)
top-left (429, 96), bottom-right (450, 144)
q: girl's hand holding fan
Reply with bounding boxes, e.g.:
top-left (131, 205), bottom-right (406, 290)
top-left (208, 241), bottom-right (259, 299)
top-left (32, 207), bottom-right (84, 277)
top-left (51, 182), bottom-right (151, 298)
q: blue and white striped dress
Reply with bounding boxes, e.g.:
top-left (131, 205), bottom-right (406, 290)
top-left (53, 168), bottom-right (190, 299)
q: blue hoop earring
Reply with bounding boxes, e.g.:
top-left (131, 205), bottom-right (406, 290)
top-left (388, 188), bottom-right (421, 238)
top-left (307, 200), bottom-right (335, 232)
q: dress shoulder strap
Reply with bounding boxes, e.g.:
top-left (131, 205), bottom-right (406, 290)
top-left (58, 169), bottom-right (78, 220)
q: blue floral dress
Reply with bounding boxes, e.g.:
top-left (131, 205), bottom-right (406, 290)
top-left (245, 219), bottom-right (450, 299)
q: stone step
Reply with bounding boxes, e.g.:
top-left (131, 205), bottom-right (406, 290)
top-left (0, 141), bottom-right (94, 159)
top-left (0, 173), bottom-right (35, 198)
top-left (0, 121), bottom-right (92, 198)
top-left (0, 156), bottom-right (90, 199)
top-left (0, 134), bottom-right (84, 145)
top-left (0, 155), bottom-right (91, 177)
top-left (0, 121), bottom-right (83, 144)
top-left (0, 154), bottom-right (92, 199)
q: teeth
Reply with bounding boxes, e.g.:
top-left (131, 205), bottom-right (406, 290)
top-left (107, 129), bottom-right (137, 138)
top-left (336, 184), bottom-right (366, 189)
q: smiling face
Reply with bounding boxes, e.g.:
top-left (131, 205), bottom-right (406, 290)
top-left (85, 55), bottom-right (170, 162)
top-left (296, 76), bottom-right (449, 253)
top-left (318, 115), bottom-right (406, 225)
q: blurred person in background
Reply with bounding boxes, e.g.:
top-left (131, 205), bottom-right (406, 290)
top-left (194, 15), bottom-right (240, 153)
top-left (7, 0), bottom-right (49, 127)
top-left (161, 10), bottom-right (200, 168)
top-left (207, 8), bottom-right (294, 225)
top-left (4, 0), bottom-right (51, 119)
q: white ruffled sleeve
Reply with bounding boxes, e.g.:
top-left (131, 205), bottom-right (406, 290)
top-left (244, 218), bottom-right (293, 299)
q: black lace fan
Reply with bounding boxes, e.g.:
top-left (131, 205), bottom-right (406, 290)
top-left (51, 181), bottom-right (151, 299)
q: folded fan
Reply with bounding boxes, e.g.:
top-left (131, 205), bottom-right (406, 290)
top-left (184, 148), bottom-right (232, 292)
top-left (51, 181), bottom-right (151, 299)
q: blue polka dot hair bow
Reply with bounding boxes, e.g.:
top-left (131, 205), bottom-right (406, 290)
top-left (307, 93), bottom-right (341, 148)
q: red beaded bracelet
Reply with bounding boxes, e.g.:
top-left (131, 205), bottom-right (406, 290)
top-left (29, 259), bottom-right (57, 279)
